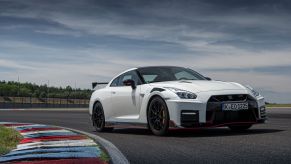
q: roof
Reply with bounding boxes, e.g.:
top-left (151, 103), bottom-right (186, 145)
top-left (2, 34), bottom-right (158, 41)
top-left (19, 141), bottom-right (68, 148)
top-left (137, 66), bottom-right (184, 69)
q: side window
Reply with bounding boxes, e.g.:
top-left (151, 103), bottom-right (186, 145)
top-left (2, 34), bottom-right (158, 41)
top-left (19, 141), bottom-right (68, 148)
top-left (117, 71), bottom-right (141, 86)
top-left (121, 75), bottom-right (133, 82)
top-left (142, 75), bottom-right (157, 83)
top-left (110, 77), bottom-right (119, 87)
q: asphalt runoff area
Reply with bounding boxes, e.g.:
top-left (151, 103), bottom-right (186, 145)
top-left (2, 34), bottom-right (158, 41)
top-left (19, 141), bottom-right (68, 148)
top-left (1, 108), bottom-right (290, 164)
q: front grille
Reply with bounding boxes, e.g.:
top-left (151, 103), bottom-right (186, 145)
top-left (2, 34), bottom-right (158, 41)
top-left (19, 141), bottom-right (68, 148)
top-left (181, 110), bottom-right (199, 127)
top-left (206, 94), bottom-right (258, 124)
top-left (211, 110), bottom-right (256, 123)
top-left (208, 94), bottom-right (248, 102)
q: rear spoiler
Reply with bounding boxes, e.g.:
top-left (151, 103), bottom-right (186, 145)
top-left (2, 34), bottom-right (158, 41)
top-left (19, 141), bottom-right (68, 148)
top-left (92, 82), bottom-right (109, 89)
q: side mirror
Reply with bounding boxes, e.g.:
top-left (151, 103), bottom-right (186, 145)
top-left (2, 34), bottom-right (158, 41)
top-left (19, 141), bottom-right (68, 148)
top-left (205, 77), bottom-right (212, 81)
top-left (123, 79), bottom-right (136, 89)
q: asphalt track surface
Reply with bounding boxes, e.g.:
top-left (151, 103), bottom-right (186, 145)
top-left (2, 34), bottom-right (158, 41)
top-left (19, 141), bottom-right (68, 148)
top-left (1, 108), bottom-right (291, 164)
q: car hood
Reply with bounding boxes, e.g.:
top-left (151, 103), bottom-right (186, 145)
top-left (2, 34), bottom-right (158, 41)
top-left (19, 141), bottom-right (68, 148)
top-left (149, 80), bottom-right (246, 93)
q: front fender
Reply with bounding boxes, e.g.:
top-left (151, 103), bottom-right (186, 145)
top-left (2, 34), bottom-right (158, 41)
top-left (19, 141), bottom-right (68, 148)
top-left (138, 87), bottom-right (178, 123)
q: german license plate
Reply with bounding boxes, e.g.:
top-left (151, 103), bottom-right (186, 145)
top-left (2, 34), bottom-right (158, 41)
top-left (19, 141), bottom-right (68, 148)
top-left (222, 102), bottom-right (248, 111)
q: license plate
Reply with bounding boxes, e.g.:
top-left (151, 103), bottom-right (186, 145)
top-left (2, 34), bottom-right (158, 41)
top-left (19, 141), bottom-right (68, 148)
top-left (222, 102), bottom-right (248, 111)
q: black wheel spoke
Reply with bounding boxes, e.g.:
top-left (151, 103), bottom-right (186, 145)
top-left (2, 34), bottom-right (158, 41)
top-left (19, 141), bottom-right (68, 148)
top-left (149, 98), bottom-right (168, 132)
top-left (93, 104), bottom-right (104, 129)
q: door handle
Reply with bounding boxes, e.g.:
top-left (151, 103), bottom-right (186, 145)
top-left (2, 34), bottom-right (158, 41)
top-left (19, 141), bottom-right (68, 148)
top-left (111, 91), bottom-right (116, 94)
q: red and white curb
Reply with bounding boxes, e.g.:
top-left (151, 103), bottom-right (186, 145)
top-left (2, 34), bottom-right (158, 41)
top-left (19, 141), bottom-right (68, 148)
top-left (0, 122), bottom-right (128, 164)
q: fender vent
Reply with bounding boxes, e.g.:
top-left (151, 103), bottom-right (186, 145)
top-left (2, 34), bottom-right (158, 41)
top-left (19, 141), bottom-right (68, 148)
top-left (260, 106), bottom-right (267, 119)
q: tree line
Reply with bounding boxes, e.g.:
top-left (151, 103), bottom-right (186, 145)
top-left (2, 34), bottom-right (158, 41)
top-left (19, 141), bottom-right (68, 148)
top-left (0, 81), bottom-right (92, 99)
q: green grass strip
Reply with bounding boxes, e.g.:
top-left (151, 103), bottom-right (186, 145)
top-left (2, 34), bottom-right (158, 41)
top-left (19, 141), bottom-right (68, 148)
top-left (0, 125), bottom-right (22, 155)
top-left (98, 146), bottom-right (111, 162)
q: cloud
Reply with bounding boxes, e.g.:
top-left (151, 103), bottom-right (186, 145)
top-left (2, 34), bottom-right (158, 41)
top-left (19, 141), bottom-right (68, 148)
top-left (0, 58), bottom-right (33, 70)
top-left (0, 0), bottom-right (290, 102)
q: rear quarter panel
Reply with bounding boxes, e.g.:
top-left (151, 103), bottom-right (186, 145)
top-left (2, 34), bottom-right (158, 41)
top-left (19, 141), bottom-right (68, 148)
top-left (89, 88), bottom-right (112, 119)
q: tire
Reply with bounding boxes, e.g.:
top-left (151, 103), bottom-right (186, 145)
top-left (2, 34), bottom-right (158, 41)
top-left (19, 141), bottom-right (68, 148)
top-left (92, 102), bottom-right (113, 132)
top-left (228, 124), bottom-right (252, 131)
top-left (147, 96), bottom-right (170, 136)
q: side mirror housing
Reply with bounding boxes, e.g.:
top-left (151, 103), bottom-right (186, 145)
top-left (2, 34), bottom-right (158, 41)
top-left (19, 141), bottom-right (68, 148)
top-left (205, 77), bottom-right (212, 81)
top-left (123, 79), bottom-right (136, 89)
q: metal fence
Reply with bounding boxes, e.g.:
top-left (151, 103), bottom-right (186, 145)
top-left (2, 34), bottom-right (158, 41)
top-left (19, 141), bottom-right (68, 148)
top-left (0, 96), bottom-right (89, 109)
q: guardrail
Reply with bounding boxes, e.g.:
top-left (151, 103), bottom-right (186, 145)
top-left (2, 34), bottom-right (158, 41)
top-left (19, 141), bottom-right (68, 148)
top-left (0, 97), bottom-right (89, 109)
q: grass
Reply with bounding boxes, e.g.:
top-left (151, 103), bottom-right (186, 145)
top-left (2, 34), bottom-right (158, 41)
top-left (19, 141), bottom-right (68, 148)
top-left (99, 146), bottom-right (111, 163)
top-left (266, 104), bottom-right (291, 108)
top-left (0, 126), bottom-right (22, 155)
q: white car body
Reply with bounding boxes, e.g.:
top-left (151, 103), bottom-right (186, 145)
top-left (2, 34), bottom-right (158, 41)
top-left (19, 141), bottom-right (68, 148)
top-left (89, 66), bottom-right (266, 130)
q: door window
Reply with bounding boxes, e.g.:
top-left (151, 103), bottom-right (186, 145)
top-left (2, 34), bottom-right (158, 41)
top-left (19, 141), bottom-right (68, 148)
top-left (117, 71), bottom-right (141, 86)
top-left (110, 77), bottom-right (119, 87)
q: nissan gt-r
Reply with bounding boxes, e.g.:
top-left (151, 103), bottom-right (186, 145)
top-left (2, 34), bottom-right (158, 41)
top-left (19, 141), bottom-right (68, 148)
top-left (89, 66), bottom-right (266, 136)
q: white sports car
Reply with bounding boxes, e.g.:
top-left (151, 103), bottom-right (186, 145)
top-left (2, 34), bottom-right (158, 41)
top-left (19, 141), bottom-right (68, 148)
top-left (89, 66), bottom-right (266, 136)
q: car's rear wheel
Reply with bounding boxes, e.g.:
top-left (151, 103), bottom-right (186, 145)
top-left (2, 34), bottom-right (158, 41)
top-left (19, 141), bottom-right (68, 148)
top-left (228, 124), bottom-right (252, 131)
top-left (92, 102), bottom-right (113, 132)
top-left (147, 96), bottom-right (169, 136)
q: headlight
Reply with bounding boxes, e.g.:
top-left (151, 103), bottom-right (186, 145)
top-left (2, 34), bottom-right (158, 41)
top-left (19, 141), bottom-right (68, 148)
top-left (245, 85), bottom-right (260, 97)
top-left (164, 87), bottom-right (197, 99)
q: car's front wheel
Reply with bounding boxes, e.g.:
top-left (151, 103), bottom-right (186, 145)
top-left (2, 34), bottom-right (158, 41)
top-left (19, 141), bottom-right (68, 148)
top-left (92, 102), bottom-right (113, 132)
top-left (228, 124), bottom-right (252, 131)
top-left (147, 96), bottom-right (170, 136)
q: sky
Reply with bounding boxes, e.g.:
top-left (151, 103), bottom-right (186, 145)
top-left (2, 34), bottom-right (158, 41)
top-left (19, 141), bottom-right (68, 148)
top-left (0, 0), bottom-right (291, 103)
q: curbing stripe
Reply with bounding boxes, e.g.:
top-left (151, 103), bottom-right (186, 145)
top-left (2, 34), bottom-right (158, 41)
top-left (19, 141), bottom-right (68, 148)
top-left (1, 122), bottom-right (110, 163)
top-left (14, 125), bottom-right (50, 130)
top-left (14, 142), bottom-right (97, 151)
top-left (19, 127), bottom-right (63, 133)
top-left (1, 122), bottom-right (129, 164)
top-left (21, 129), bottom-right (71, 135)
top-left (23, 132), bottom-right (78, 138)
top-left (20, 135), bottom-right (87, 144)
top-left (17, 139), bottom-right (97, 149)
top-left (0, 151), bottom-right (100, 162)
top-left (60, 126), bottom-right (130, 164)
top-left (13, 145), bottom-right (98, 152)
top-left (3, 123), bottom-right (33, 127)
top-left (2, 146), bottom-right (101, 157)
top-left (13, 158), bottom-right (104, 164)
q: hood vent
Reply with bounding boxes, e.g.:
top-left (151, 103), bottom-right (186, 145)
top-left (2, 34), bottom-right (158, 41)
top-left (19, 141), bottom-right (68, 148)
top-left (178, 80), bottom-right (192, 83)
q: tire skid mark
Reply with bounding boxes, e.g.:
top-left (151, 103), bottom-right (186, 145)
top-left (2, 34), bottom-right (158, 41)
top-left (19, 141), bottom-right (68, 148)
top-left (0, 122), bottom-right (109, 163)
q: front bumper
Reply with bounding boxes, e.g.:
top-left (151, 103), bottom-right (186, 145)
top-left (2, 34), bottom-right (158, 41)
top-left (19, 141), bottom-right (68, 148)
top-left (166, 94), bottom-right (267, 128)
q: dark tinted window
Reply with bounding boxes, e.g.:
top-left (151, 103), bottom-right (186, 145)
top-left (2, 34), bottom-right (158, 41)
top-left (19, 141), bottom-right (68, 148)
top-left (116, 70), bottom-right (141, 86)
top-left (110, 77), bottom-right (119, 87)
top-left (137, 67), bottom-right (206, 83)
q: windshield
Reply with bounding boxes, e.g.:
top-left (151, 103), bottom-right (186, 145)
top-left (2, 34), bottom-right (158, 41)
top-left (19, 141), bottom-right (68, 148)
top-left (137, 67), bottom-right (206, 83)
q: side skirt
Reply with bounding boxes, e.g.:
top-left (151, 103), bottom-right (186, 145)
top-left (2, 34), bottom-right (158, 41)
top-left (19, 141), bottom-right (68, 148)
top-left (105, 120), bottom-right (179, 129)
top-left (105, 122), bottom-right (148, 129)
